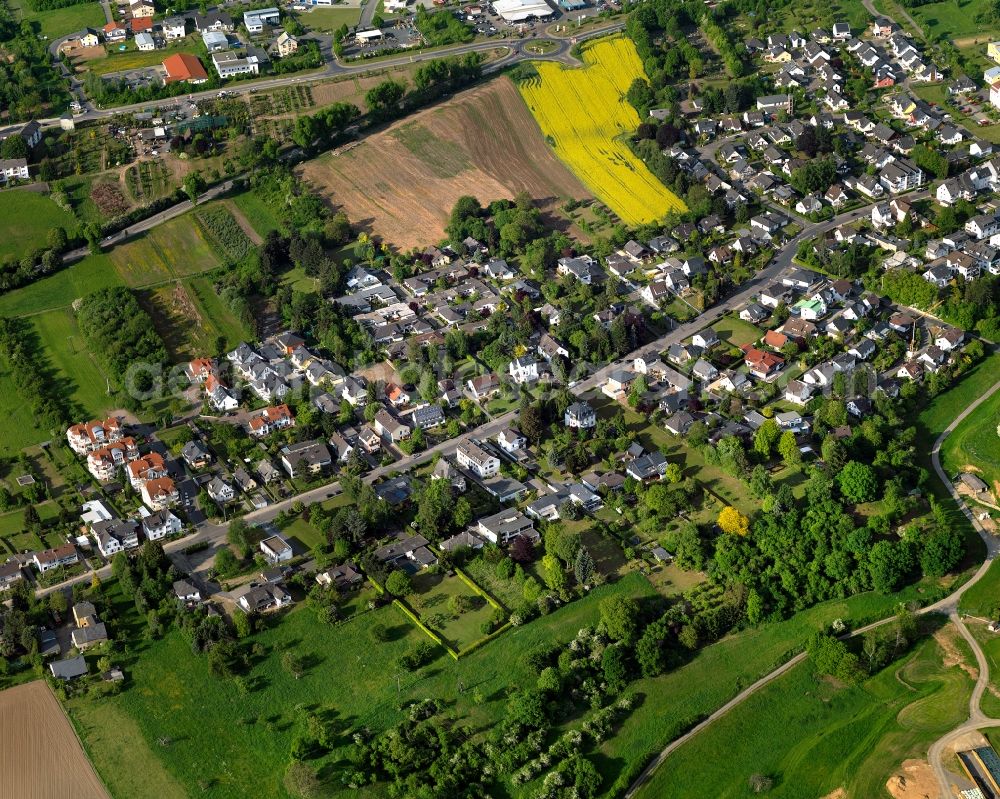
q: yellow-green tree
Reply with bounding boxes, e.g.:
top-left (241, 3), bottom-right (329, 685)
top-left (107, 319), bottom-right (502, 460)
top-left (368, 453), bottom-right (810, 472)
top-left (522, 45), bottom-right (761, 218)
top-left (718, 506), bottom-right (749, 536)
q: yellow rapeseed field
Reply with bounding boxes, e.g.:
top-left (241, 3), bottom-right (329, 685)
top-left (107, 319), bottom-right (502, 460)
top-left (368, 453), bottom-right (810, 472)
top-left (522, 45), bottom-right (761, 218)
top-left (517, 36), bottom-right (687, 225)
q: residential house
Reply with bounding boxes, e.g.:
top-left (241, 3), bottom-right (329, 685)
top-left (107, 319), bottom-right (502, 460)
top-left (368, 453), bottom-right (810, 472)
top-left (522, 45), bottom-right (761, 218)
top-left (92, 519), bottom-right (139, 558)
top-left (316, 563), bottom-right (364, 590)
top-left (743, 346), bottom-right (785, 379)
top-left (373, 409), bottom-right (411, 442)
top-left (181, 440), bottom-right (212, 469)
top-left (564, 401), bottom-right (596, 429)
top-left (467, 373), bottom-right (500, 400)
top-left (142, 509), bottom-right (182, 541)
top-left (456, 441), bottom-right (500, 479)
top-left (260, 535), bottom-right (293, 564)
top-left (141, 477), bottom-right (178, 511)
top-left (67, 417), bottom-right (125, 455)
top-left (33, 543), bottom-right (78, 574)
top-left (626, 451), bottom-right (668, 481)
top-left (476, 509), bottom-right (538, 546)
top-left (508, 356), bottom-right (539, 384)
top-left (280, 440), bottom-right (332, 477)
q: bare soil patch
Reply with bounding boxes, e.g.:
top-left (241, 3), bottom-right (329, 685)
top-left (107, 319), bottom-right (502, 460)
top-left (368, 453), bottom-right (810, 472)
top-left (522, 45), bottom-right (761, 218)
top-left (298, 77), bottom-right (592, 250)
top-left (820, 789), bottom-right (847, 799)
top-left (933, 625), bottom-right (978, 681)
top-left (222, 200), bottom-right (263, 245)
top-left (0, 680), bottom-right (110, 799)
top-left (885, 759), bottom-right (940, 799)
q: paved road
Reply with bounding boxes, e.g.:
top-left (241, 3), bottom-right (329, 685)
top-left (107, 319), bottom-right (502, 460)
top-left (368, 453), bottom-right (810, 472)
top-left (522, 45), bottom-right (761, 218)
top-left (40, 22), bottom-right (623, 127)
top-left (624, 375), bottom-right (1000, 799)
top-left (58, 179), bottom-right (239, 267)
top-left (924, 377), bottom-right (1000, 795)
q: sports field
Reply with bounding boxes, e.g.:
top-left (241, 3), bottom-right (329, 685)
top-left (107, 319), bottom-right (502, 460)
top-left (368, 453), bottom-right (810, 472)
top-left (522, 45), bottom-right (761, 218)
top-left (517, 37), bottom-right (686, 225)
top-left (0, 189), bottom-right (77, 264)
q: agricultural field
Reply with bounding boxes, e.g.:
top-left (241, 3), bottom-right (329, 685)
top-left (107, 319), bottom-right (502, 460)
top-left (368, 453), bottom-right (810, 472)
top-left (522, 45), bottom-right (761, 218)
top-left (68, 574), bottom-right (653, 799)
top-left (516, 37), bottom-right (687, 225)
top-left (0, 681), bottom-right (110, 799)
top-left (298, 77), bottom-right (591, 249)
top-left (109, 214), bottom-right (220, 287)
top-left (0, 189), bottom-right (77, 264)
top-left (636, 631), bottom-right (974, 798)
top-left (124, 160), bottom-right (172, 205)
top-left (195, 205), bottom-right (255, 263)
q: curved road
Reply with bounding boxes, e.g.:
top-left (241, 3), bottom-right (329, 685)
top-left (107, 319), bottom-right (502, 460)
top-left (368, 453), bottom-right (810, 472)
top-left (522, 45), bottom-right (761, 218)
top-left (625, 376), bottom-right (1000, 799)
top-left (925, 377), bottom-right (1000, 797)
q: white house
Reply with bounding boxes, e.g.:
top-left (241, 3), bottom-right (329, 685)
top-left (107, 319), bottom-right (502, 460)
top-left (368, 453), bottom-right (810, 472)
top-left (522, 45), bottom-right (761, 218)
top-left (244, 7), bottom-right (280, 33)
top-left (456, 441), bottom-right (500, 479)
top-left (564, 401), bottom-right (596, 429)
top-left (142, 509), bottom-right (182, 541)
top-left (260, 534), bottom-right (293, 563)
top-left (508, 356), bottom-right (539, 384)
top-left (497, 428), bottom-right (527, 453)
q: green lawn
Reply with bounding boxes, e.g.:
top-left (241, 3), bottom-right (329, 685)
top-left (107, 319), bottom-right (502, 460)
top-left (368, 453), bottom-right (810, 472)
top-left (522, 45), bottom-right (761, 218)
top-left (68, 572), bottom-right (655, 799)
top-left (0, 366), bottom-right (51, 455)
top-left (0, 501), bottom-right (60, 536)
top-left (232, 189), bottom-right (283, 237)
top-left (280, 516), bottom-right (325, 551)
top-left (939, 381), bottom-right (1000, 494)
top-left (595, 579), bottom-right (959, 796)
top-left (711, 313), bottom-right (762, 348)
top-left (0, 190), bottom-right (77, 264)
top-left (909, 0), bottom-right (998, 39)
top-left (959, 559), bottom-right (1000, 617)
top-left (110, 215), bottom-right (220, 287)
top-left (408, 571), bottom-right (497, 651)
top-left (13, 0), bottom-right (103, 40)
top-left (638, 633), bottom-right (973, 798)
top-left (87, 39), bottom-right (205, 76)
top-left (281, 266), bottom-right (320, 294)
top-left (186, 278), bottom-right (250, 350)
top-left (32, 308), bottom-right (114, 420)
top-left (297, 5), bottom-right (363, 33)
top-left (0, 254), bottom-right (122, 317)
top-left (971, 625), bottom-right (1000, 718)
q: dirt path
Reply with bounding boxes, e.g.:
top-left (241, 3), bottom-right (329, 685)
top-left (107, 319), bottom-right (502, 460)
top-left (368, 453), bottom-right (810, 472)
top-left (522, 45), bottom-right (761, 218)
top-left (223, 199), bottom-right (263, 245)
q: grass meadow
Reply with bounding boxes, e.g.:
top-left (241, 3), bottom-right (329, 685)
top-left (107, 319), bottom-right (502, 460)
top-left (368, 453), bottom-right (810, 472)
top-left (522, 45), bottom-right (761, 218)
top-left (517, 37), bottom-right (686, 225)
top-left (0, 190), bottom-right (77, 264)
top-left (232, 190), bottom-right (284, 237)
top-left (32, 308), bottom-right (114, 419)
top-left (13, 0), bottom-right (104, 39)
top-left (0, 254), bottom-right (122, 317)
top-left (939, 382), bottom-right (1000, 493)
top-left (68, 574), bottom-right (656, 799)
top-left (110, 215), bottom-right (219, 287)
top-left (636, 632), bottom-right (973, 798)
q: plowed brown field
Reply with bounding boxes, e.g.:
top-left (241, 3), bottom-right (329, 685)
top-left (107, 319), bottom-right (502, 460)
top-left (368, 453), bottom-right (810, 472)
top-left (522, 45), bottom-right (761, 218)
top-left (298, 77), bottom-right (591, 249)
top-left (0, 680), bottom-right (110, 799)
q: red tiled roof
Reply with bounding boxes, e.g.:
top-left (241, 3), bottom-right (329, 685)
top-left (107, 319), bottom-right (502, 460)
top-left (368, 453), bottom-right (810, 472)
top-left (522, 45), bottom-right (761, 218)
top-left (162, 53), bottom-right (208, 82)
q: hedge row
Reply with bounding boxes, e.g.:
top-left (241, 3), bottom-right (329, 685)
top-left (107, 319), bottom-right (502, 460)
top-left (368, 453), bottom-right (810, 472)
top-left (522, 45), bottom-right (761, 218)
top-left (393, 599), bottom-right (459, 660)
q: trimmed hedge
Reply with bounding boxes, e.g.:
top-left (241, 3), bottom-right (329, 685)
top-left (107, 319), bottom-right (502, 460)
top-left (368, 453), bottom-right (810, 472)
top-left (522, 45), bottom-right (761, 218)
top-left (393, 599), bottom-right (459, 660)
top-left (455, 567), bottom-right (505, 611)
